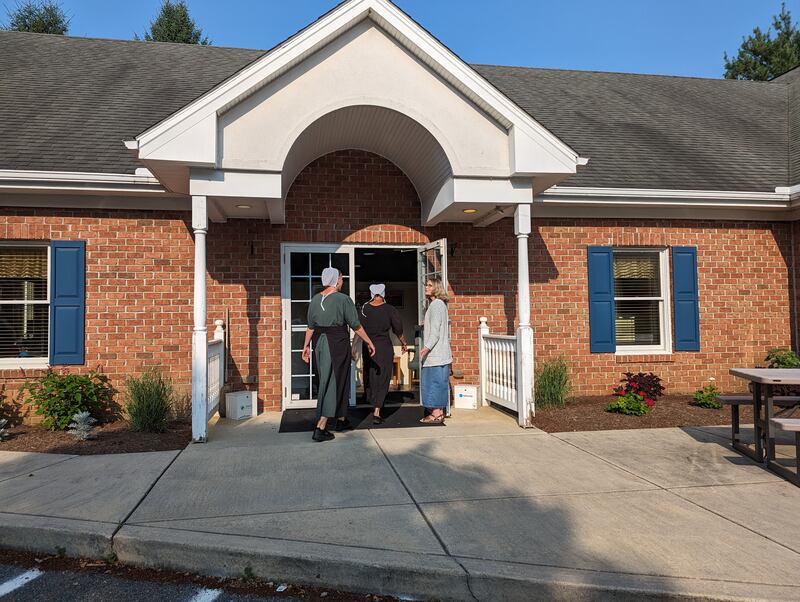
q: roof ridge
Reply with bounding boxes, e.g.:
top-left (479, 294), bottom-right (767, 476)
top-left (0, 29), bottom-right (266, 54)
top-left (471, 62), bottom-right (781, 86)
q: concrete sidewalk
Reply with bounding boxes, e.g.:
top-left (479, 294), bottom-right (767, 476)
top-left (1, 409), bottom-right (799, 601)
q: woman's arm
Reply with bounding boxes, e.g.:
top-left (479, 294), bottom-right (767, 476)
top-left (353, 326), bottom-right (376, 357)
top-left (301, 327), bottom-right (314, 363)
top-left (421, 301), bottom-right (443, 359)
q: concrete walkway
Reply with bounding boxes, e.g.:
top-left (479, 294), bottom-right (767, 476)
top-left (1, 409), bottom-right (799, 601)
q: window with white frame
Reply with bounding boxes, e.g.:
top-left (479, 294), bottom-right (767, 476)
top-left (0, 245), bottom-right (49, 361)
top-left (613, 248), bottom-right (670, 353)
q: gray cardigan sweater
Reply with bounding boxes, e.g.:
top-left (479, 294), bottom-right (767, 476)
top-left (422, 298), bottom-right (452, 367)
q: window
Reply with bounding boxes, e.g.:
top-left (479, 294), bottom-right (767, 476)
top-left (0, 245), bottom-right (49, 364)
top-left (613, 248), bottom-right (670, 353)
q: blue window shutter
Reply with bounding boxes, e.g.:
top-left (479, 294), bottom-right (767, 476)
top-left (587, 246), bottom-right (616, 352)
top-left (672, 246), bottom-right (700, 352)
top-left (50, 241), bottom-right (85, 365)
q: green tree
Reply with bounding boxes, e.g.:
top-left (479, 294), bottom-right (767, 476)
top-left (137, 0), bottom-right (210, 45)
top-left (4, 0), bottom-right (69, 34)
top-left (724, 2), bottom-right (800, 80)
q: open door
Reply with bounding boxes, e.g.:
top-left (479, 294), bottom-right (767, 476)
top-left (417, 239), bottom-right (448, 410)
top-left (417, 239), bottom-right (448, 324)
top-left (281, 245), bottom-right (355, 410)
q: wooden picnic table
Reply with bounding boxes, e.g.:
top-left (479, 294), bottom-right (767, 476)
top-left (729, 368), bottom-right (800, 464)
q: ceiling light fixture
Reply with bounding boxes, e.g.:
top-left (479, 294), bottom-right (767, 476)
top-left (363, 252), bottom-right (375, 256)
top-left (462, 208), bottom-right (478, 214)
top-left (236, 204), bottom-right (252, 209)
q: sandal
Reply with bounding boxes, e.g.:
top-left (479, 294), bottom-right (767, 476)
top-left (419, 413), bottom-right (445, 424)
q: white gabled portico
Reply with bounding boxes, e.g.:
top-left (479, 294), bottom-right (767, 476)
top-left (124, 0), bottom-right (586, 440)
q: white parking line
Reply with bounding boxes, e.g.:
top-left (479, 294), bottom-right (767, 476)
top-left (189, 588), bottom-right (222, 602)
top-left (0, 569), bottom-right (43, 597)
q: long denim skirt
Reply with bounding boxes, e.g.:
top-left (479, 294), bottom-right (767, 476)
top-left (421, 364), bottom-right (450, 409)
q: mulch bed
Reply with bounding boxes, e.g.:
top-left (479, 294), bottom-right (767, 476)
top-left (531, 394), bottom-right (754, 433)
top-left (0, 420), bottom-right (192, 455)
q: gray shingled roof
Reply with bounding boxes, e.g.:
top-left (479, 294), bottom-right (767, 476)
top-left (0, 30), bottom-right (794, 192)
top-left (0, 31), bottom-right (264, 174)
top-left (473, 64), bottom-right (790, 192)
top-left (774, 67), bottom-right (800, 186)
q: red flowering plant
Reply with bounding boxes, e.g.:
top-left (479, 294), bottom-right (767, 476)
top-left (606, 372), bottom-right (665, 416)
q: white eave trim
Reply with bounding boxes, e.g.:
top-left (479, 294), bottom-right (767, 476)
top-left (135, 0), bottom-right (579, 171)
top-left (0, 169), bottom-right (170, 195)
top-left (542, 185), bottom-right (791, 208)
top-left (775, 183), bottom-right (800, 201)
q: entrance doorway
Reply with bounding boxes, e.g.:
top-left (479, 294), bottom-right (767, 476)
top-left (280, 240), bottom-right (447, 411)
top-left (353, 248), bottom-right (419, 407)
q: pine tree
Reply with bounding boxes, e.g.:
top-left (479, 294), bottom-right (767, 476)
top-left (4, 0), bottom-right (69, 34)
top-left (137, 0), bottom-right (210, 45)
top-left (724, 2), bottom-right (800, 80)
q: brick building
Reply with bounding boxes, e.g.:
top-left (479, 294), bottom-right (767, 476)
top-left (1, 0), bottom-right (798, 438)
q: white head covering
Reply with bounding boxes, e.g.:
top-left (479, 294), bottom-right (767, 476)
top-left (321, 267), bottom-right (340, 288)
top-left (369, 283), bottom-right (386, 299)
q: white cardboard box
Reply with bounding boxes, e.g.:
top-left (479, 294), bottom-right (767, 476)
top-left (225, 390), bottom-right (257, 420)
top-left (453, 384), bottom-right (479, 409)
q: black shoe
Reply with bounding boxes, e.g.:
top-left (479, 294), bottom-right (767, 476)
top-left (372, 415), bottom-right (384, 425)
top-left (335, 418), bottom-right (355, 432)
top-left (312, 428), bottom-right (335, 442)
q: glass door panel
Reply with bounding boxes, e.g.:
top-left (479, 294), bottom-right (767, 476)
top-left (283, 246), bottom-right (354, 409)
top-left (417, 239), bottom-right (448, 411)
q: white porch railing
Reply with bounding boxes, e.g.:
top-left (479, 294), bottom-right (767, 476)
top-left (206, 320), bottom-right (226, 421)
top-left (482, 333), bottom-right (518, 411)
top-left (478, 317), bottom-right (534, 426)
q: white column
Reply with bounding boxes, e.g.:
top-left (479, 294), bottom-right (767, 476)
top-left (191, 195), bottom-right (209, 442)
top-left (514, 204), bottom-right (534, 427)
top-left (478, 317), bottom-right (490, 406)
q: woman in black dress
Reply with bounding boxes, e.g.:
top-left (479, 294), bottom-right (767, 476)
top-left (354, 284), bottom-right (408, 424)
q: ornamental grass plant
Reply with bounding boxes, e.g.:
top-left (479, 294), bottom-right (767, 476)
top-left (534, 357), bottom-right (571, 409)
top-left (125, 368), bottom-right (174, 433)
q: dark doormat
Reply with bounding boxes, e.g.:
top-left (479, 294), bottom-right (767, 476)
top-left (279, 405), bottom-right (444, 433)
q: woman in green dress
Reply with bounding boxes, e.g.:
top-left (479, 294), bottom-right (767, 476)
top-left (302, 267), bottom-right (376, 442)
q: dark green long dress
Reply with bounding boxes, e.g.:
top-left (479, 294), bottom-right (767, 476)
top-left (308, 291), bottom-right (361, 420)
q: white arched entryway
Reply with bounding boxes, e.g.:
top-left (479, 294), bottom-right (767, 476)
top-left (125, 0), bottom-right (586, 439)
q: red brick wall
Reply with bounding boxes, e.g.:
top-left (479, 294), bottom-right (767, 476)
top-left (531, 220), bottom-right (795, 396)
top-left (0, 210), bottom-right (196, 422)
top-left (1, 150), bottom-right (796, 421)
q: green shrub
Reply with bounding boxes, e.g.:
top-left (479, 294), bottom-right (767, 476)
top-left (535, 357), bottom-right (570, 409)
top-left (606, 391), bottom-right (650, 416)
top-left (692, 381), bottom-right (722, 409)
top-left (764, 348), bottom-right (800, 369)
top-left (22, 370), bottom-right (112, 431)
top-left (125, 368), bottom-right (174, 433)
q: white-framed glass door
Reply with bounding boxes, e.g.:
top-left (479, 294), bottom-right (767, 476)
top-left (281, 244), bottom-right (355, 410)
top-left (417, 239), bottom-right (448, 324)
top-left (417, 239), bottom-right (448, 408)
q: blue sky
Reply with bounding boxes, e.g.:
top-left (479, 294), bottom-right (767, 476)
top-left (44, 0), bottom-right (797, 78)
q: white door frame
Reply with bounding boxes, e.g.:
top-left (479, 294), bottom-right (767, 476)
top-left (280, 242), bottom-right (424, 411)
top-left (280, 243), bottom-right (355, 410)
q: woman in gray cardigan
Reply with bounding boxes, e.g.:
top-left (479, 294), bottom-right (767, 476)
top-left (419, 276), bottom-right (452, 423)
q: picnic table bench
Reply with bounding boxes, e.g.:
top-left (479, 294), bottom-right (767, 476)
top-left (717, 395), bottom-right (800, 451)
top-left (768, 418), bottom-right (800, 486)
top-left (727, 369), bottom-right (800, 486)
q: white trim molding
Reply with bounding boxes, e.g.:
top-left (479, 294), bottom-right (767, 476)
top-left (544, 185), bottom-right (790, 206)
top-left (0, 169), bottom-right (171, 196)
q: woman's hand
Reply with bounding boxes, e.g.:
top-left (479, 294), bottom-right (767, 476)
top-left (367, 340), bottom-right (376, 357)
top-left (351, 346), bottom-right (358, 361)
top-left (302, 346), bottom-right (311, 364)
top-left (420, 347), bottom-right (430, 360)
top-left (401, 343), bottom-right (408, 355)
